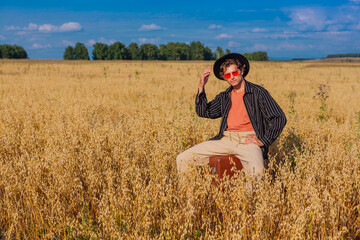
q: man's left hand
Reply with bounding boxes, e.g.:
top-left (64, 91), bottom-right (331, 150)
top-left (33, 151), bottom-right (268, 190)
top-left (245, 135), bottom-right (264, 146)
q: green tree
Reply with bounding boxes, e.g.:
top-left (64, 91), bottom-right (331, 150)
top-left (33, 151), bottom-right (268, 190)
top-left (107, 42), bottom-right (129, 60)
top-left (12, 45), bottom-right (28, 59)
top-left (178, 42), bottom-right (191, 60)
top-left (189, 41), bottom-right (213, 60)
top-left (244, 51), bottom-right (268, 61)
top-left (327, 53), bottom-right (360, 58)
top-left (1, 45), bottom-right (10, 59)
top-left (165, 42), bottom-right (190, 60)
top-left (190, 41), bottom-right (205, 60)
top-left (63, 46), bottom-right (75, 60)
top-left (253, 51), bottom-right (268, 61)
top-left (92, 42), bottom-right (108, 60)
top-left (0, 47), bottom-right (2, 58)
top-left (204, 46), bottom-right (214, 60)
top-left (225, 49), bottom-right (231, 54)
top-left (0, 45), bottom-right (12, 59)
top-left (74, 43), bottom-right (90, 60)
top-left (128, 43), bottom-right (141, 60)
top-left (158, 44), bottom-right (168, 60)
top-left (215, 46), bottom-right (224, 59)
top-left (140, 44), bottom-right (159, 60)
top-left (0, 44), bottom-right (28, 59)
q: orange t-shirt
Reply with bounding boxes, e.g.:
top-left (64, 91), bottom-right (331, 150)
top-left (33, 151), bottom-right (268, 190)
top-left (227, 89), bottom-right (254, 132)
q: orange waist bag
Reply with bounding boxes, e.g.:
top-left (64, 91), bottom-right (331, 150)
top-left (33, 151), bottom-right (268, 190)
top-left (209, 155), bottom-right (243, 184)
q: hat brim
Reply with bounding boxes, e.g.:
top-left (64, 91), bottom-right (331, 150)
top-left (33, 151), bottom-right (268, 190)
top-left (213, 53), bottom-right (250, 80)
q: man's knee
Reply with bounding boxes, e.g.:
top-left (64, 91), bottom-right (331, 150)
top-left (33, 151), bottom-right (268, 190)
top-left (240, 156), bottom-right (264, 177)
top-left (176, 152), bottom-right (185, 173)
top-left (252, 164), bottom-right (264, 177)
top-left (176, 151), bottom-right (192, 173)
top-left (244, 160), bottom-right (264, 178)
top-left (176, 151), bottom-right (207, 173)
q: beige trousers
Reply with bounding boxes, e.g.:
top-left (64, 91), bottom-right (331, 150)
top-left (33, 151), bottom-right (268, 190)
top-left (176, 131), bottom-right (264, 177)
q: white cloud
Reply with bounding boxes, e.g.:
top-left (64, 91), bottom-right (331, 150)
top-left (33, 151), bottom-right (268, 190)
top-left (252, 28), bottom-right (266, 33)
top-left (86, 39), bottom-right (96, 46)
top-left (88, 37), bottom-right (116, 45)
top-left (138, 23), bottom-right (165, 31)
top-left (209, 24), bottom-right (222, 29)
top-left (215, 33), bottom-right (232, 39)
top-left (7, 22), bottom-right (82, 33)
top-left (31, 43), bottom-right (51, 49)
top-left (287, 7), bottom-right (328, 31)
top-left (170, 34), bottom-right (176, 37)
top-left (38, 24), bottom-right (58, 32)
top-left (24, 23), bottom-right (38, 30)
top-left (327, 24), bottom-right (346, 31)
top-left (350, 0), bottom-right (360, 3)
top-left (64, 38), bottom-right (113, 47)
top-left (138, 38), bottom-right (159, 44)
top-left (0, 35), bottom-right (5, 40)
top-left (286, 5), bottom-right (360, 33)
top-left (59, 22), bottom-right (82, 32)
top-left (318, 31), bottom-right (352, 41)
top-left (227, 41), bottom-right (240, 47)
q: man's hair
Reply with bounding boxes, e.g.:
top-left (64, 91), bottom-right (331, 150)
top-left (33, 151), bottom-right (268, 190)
top-left (219, 59), bottom-right (246, 79)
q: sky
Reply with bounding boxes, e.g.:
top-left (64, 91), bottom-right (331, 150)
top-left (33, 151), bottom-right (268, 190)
top-left (1, 0), bottom-right (360, 60)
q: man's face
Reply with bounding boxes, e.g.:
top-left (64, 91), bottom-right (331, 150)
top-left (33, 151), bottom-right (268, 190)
top-left (223, 64), bottom-right (244, 88)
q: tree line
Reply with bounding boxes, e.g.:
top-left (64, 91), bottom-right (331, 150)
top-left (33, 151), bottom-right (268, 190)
top-left (244, 51), bottom-right (269, 61)
top-left (326, 53), bottom-right (360, 58)
top-left (0, 44), bottom-right (28, 59)
top-left (64, 41), bottom-right (217, 61)
top-left (0, 42), bottom-right (269, 61)
top-left (63, 41), bottom-right (269, 61)
top-left (63, 43), bottom-right (90, 60)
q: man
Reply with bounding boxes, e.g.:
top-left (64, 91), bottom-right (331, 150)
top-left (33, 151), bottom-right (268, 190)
top-left (176, 53), bottom-right (287, 177)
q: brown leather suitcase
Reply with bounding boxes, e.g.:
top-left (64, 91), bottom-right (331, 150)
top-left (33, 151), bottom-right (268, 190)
top-left (209, 155), bottom-right (243, 184)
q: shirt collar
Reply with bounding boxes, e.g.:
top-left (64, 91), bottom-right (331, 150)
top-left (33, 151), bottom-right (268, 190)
top-left (225, 79), bottom-right (253, 95)
top-left (244, 79), bottom-right (253, 94)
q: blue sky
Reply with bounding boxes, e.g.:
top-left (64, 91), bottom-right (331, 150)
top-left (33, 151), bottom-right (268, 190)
top-left (1, 0), bottom-right (360, 60)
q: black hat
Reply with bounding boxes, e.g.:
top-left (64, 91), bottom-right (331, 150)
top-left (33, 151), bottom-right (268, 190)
top-left (213, 53), bottom-right (250, 80)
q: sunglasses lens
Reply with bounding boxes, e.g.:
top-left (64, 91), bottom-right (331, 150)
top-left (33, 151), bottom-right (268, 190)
top-left (224, 70), bottom-right (240, 79)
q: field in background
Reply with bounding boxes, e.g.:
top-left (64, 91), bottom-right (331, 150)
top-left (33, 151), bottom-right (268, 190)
top-left (0, 59), bottom-right (359, 239)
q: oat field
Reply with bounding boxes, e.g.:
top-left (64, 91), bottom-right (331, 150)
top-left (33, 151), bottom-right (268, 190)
top-left (0, 59), bottom-right (359, 239)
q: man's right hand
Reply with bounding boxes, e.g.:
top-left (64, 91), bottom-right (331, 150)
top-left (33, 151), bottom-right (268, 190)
top-left (198, 68), bottom-right (211, 94)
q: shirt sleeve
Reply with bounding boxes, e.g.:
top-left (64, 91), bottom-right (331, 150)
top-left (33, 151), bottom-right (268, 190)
top-left (258, 90), bottom-right (287, 147)
top-left (195, 89), bottom-right (223, 119)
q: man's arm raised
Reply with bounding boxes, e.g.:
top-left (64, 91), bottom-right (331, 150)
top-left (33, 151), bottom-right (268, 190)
top-left (198, 68), bottom-right (211, 95)
top-left (195, 68), bottom-right (223, 119)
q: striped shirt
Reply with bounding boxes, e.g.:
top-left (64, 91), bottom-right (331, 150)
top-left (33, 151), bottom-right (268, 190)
top-left (195, 79), bottom-right (287, 159)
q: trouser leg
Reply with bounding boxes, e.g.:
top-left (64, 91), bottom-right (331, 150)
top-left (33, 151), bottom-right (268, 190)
top-left (176, 131), bottom-right (264, 177)
top-left (233, 144), bottom-right (264, 177)
top-left (176, 138), bottom-right (233, 173)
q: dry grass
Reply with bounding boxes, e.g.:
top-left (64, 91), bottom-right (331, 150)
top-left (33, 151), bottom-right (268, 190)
top-left (0, 59), bottom-right (359, 239)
